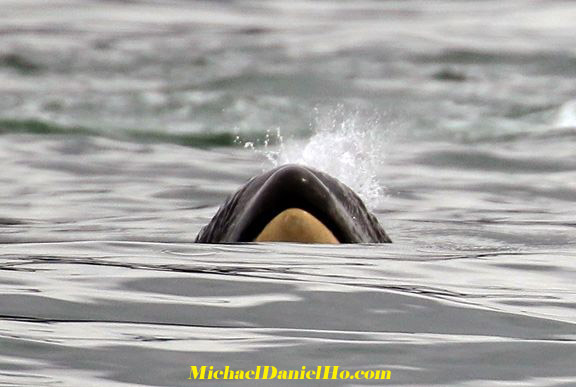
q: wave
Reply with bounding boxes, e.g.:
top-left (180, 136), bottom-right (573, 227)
top-left (0, 118), bottom-right (283, 148)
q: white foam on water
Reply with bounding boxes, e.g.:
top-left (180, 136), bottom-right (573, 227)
top-left (555, 99), bottom-right (576, 128)
top-left (238, 107), bottom-right (389, 209)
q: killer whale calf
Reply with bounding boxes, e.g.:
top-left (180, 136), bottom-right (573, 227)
top-left (195, 164), bottom-right (391, 244)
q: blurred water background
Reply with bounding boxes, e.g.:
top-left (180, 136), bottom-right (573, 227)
top-left (1, 0), bottom-right (576, 386)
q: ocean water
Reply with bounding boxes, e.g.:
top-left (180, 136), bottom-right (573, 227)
top-left (1, 1), bottom-right (576, 386)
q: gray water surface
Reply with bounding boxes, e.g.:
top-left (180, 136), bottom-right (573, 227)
top-left (1, 1), bottom-right (576, 386)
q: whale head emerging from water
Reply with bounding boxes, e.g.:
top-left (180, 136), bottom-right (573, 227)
top-left (195, 164), bottom-right (391, 244)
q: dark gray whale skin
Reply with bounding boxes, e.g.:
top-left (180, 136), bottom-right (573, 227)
top-left (195, 164), bottom-right (391, 243)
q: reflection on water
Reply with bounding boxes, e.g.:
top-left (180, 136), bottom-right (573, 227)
top-left (1, 0), bottom-right (576, 386)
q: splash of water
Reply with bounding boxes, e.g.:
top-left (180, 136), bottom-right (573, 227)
top-left (237, 108), bottom-right (388, 209)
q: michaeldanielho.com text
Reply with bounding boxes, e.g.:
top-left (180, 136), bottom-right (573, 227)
top-left (188, 366), bottom-right (391, 381)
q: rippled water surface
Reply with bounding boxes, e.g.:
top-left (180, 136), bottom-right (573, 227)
top-left (1, 1), bottom-right (576, 386)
